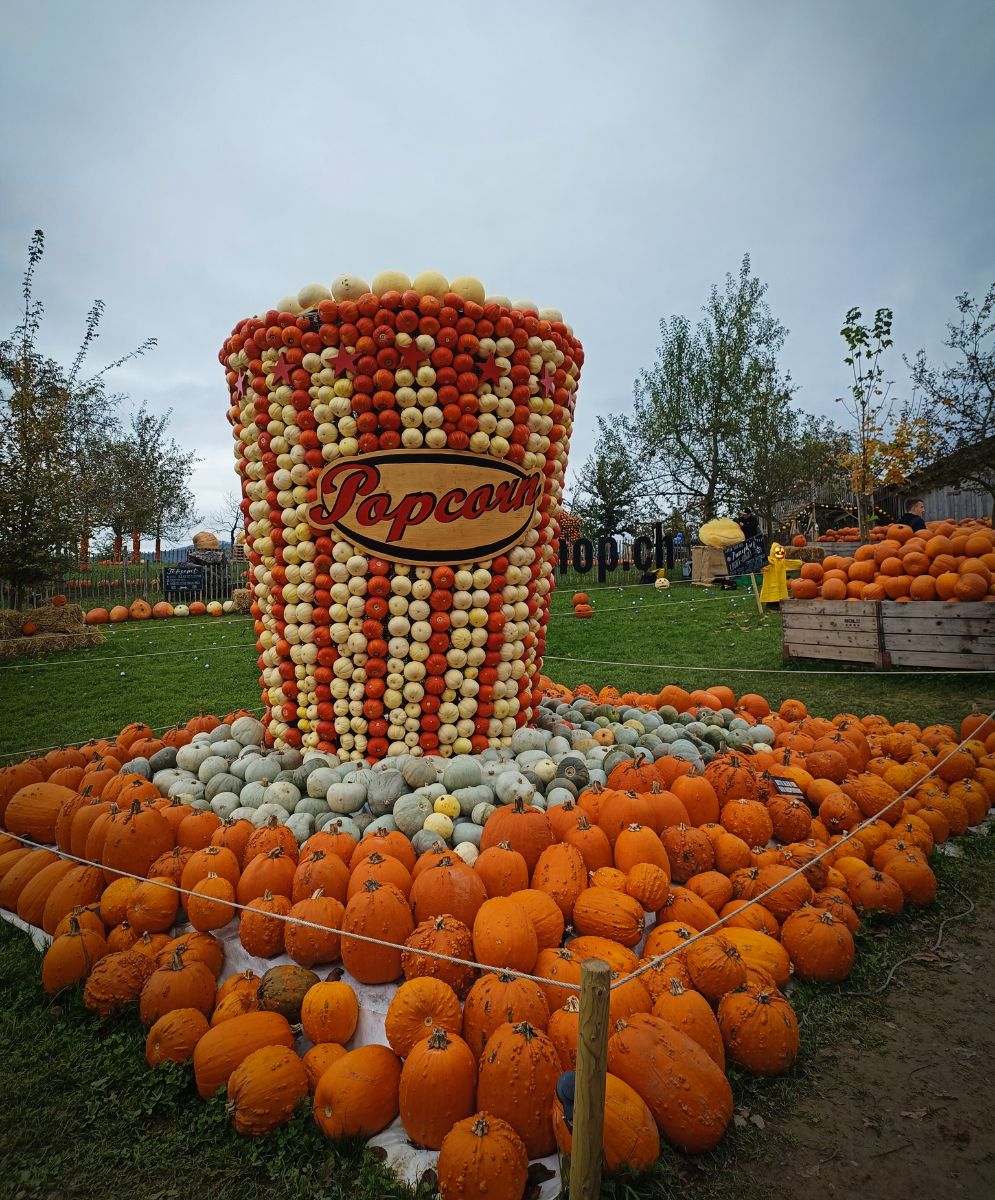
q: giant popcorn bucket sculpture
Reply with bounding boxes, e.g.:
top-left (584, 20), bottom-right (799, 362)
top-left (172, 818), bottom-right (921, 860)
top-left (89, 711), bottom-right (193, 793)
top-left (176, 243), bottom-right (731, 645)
top-left (220, 272), bottom-right (583, 761)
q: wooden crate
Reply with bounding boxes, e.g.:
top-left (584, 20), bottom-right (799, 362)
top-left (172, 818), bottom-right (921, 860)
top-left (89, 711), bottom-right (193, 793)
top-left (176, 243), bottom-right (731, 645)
top-left (880, 601), bottom-right (995, 671)
top-left (781, 601), bottom-right (886, 666)
top-left (782, 600), bottom-right (995, 670)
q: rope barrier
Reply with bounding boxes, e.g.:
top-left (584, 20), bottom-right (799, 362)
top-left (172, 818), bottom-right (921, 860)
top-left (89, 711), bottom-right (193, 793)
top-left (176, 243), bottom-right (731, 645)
top-left (0, 643), bottom-right (256, 672)
top-left (0, 709), bottom-right (267, 762)
top-left (612, 711), bottom-right (995, 990)
top-left (546, 596), bottom-right (748, 620)
top-left (0, 829), bottom-right (581, 993)
top-left (101, 617), bottom-right (254, 637)
top-left (543, 652), bottom-right (994, 678)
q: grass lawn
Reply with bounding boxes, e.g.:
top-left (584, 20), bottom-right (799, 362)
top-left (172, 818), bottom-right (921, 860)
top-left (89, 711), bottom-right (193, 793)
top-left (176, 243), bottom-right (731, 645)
top-left (1, 580), bottom-right (985, 760)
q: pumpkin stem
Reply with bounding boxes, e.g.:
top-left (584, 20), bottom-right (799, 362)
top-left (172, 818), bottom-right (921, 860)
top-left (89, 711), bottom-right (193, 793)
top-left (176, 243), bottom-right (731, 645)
top-left (562, 995), bottom-right (580, 1013)
top-left (366, 852), bottom-right (385, 865)
top-left (427, 1027), bottom-right (451, 1050)
top-left (496, 841), bottom-right (513, 851)
top-left (309, 888), bottom-right (325, 899)
top-left (470, 1115), bottom-right (491, 1137)
top-left (66, 916), bottom-right (81, 936)
top-left (362, 878), bottom-right (382, 893)
top-left (267, 846), bottom-right (284, 859)
top-left (512, 1021), bottom-right (538, 1040)
top-left (512, 796), bottom-right (526, 813)
top-left (168, 948), bottom-right (186, 970)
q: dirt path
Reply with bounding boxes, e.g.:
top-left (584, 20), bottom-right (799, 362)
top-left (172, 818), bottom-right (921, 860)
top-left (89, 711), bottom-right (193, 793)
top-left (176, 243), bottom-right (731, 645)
top-left (748, 882), bottom-right (995, 1198)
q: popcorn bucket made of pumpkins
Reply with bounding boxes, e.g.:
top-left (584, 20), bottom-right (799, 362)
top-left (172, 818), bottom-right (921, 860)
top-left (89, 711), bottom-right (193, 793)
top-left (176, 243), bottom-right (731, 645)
top-left (220, 270), bottom-right (583, 761)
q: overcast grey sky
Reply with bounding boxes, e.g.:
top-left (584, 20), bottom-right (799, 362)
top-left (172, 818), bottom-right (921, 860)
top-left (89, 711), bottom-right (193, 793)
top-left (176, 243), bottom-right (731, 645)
top-left (2, 0), bottom-right (992, 543)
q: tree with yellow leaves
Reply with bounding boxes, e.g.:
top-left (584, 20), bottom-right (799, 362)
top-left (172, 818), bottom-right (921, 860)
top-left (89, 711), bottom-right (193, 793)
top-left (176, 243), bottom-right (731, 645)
top-left (836, 306), bottom-right (938, 539)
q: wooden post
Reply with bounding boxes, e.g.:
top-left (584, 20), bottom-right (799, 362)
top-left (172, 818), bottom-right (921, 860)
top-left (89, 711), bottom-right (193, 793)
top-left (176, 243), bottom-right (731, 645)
top-left (569, 958), bottom-right (611, 1200)
top-left (749, 572), bottom-right (764, 615)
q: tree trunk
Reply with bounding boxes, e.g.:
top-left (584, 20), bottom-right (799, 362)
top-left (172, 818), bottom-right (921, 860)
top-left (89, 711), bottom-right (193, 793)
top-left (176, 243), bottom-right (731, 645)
top-left (155, 535), bottom-right (161, 562)
top-left (856, 493), bottom-right (869, 542)
top-left (80, 532), bottom-right (89, 569)
top-left (131, 530), bottom-right (141, 564)
top-left (113, 532), bottom-right (123, 562)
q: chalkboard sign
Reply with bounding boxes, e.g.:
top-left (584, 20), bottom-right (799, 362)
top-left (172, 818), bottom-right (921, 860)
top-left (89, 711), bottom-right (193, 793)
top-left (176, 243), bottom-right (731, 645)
top-left (722, 534), bottom-right (766, 577)
top-left (770, 776), bottom-right (807, 800)
top-left (162, 565), bottom-right (204, 596)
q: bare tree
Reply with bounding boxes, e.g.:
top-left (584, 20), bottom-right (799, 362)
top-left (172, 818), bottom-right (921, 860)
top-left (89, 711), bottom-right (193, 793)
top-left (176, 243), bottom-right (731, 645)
top-left (906, 283), bottom-right (995, 520)
top-left (207, 490), bottom-right (244, 547)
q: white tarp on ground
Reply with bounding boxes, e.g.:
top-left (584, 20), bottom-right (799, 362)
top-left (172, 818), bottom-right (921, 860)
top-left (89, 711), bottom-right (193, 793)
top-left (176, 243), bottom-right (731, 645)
top-left (0, 908), bottom-right (563, 1195)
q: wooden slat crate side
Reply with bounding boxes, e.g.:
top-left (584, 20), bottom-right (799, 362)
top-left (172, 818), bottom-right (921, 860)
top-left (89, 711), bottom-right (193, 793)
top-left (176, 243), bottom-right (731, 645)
top-left (782, 601), bottom-right (879, 618)
top-left (885, 633), bottom-right (995, 653)
top-left (880, 600), bottom-right (991, 618)
top-left (783, 642), bottom-right (880, 663)
top-left (881, 616), bottom-right (995, 636)
top-left (781, 613), bottom-right (879, 633)
top-left (782, 629), bottom-right (881, 649)
top-left (887, 649), bottom-right (995, 670)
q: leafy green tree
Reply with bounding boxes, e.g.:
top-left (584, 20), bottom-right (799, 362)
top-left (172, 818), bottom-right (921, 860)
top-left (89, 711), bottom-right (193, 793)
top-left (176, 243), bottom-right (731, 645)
top-left (906, 283), bottom-right (995, 520)
top-left (569, 420), bottom-right (649, 536)
top-left (94, 405), bottom-right (199, 560)
top-left (0, 231), bottom-right (154, 603)
top-left (129, 404), bottom-right (200, 559)
top-left (625, 254), bottom-right (792, 521)
top-left (733, 401), bottom-right (847, 538)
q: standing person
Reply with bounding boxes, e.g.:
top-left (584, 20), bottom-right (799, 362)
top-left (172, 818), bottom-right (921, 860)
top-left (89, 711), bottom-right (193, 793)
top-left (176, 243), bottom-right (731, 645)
top-left (737, 507), bottom-right (760, 540)
top-left (900, 497), bottom-right (927, 532)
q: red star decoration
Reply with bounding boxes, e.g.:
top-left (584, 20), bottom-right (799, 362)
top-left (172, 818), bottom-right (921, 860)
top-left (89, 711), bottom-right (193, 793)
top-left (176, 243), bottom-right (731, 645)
top-left (331, 345), bottom-right (358, 377)
top-left (234, 370), bottom-right (248, 398)
top-left (539, 364), bottom-right (556, 398)
top-left (397, 342), bottom-right (425, 373)
top-left (477, 354), bottom-right (503, 386)
top-left (271, 355), bottom-right (294, 385)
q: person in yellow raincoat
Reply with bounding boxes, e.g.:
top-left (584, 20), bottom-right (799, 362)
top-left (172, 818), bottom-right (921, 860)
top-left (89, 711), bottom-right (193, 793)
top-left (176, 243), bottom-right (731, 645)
top-left (759, 542), bottom-right (803, 607)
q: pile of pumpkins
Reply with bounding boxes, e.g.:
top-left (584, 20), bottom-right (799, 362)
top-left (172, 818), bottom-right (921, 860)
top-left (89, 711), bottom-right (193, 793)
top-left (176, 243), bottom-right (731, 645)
top-left (806, 527), bottom-right (860, 544)
top-left (572, 592), bottom-right (594, 619)
top-left (788, 520), bottom-right (995, 602)
top-left (85, 600), bottom-right (239, 624)
top-left (0, 696), bottom-right (993, 1199)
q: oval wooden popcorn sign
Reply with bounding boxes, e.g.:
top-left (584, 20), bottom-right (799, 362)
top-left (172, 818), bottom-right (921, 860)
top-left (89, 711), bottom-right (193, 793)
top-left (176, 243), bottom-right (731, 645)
top-left (308, 451), bottom-right (544, 566)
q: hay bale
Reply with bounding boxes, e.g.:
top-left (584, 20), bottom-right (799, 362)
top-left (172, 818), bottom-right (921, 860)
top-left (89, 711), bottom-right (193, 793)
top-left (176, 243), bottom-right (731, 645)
top-left (232, 588), bottom-right (253, 613)
top-left (0, 609), bottom-right (21, 639)
top-left (0, 602), bottom-right (90, 643)
top-left (26, 603), bottom-right (86, 632)
top-left (0, 629), bottom-right (104, 660)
